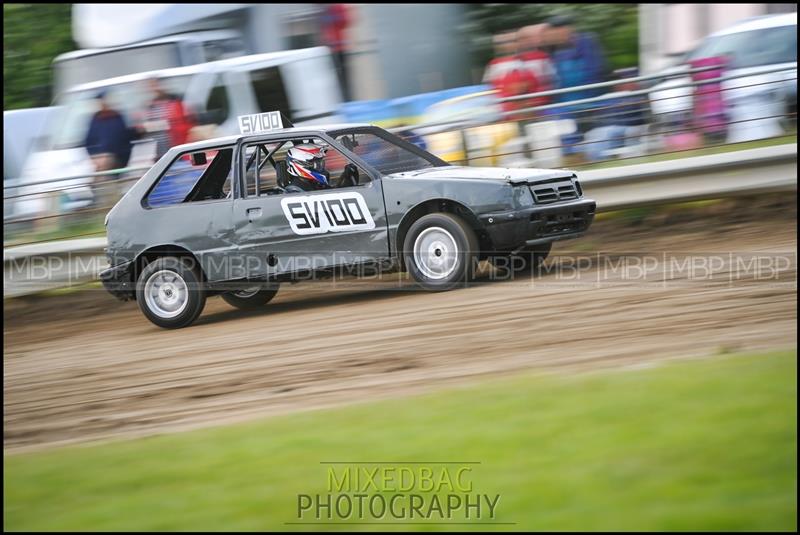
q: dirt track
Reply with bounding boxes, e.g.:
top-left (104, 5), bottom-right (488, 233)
top-left (4, 196), bottom-right (797, 452)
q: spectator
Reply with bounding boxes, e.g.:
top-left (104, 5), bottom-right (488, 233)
top-left (319, 3), bottom-right (352, 101)
top-left (84, 90), bottom-right (135, 172)
top-left (690, 56), bottom-right (728, 144)
top-left (547, 14), bottom-right (607, 103)
top-left (604, 68), bottom-right (649, 128)
top-left (482, 30), bottom-right (538, 120)
top-left (582, 69), bottom-right (651, 162)
top-left (545, 14), bottom-right (608, 138)
top-left (517, 24), bottom-right (557, 107)
top-left (482, 31), bottom-right (519, 89)
top-left (141, 78), bottom-right (194, 160)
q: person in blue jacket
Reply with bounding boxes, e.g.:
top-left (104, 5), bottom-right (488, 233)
top-left (545, 14), bottom-right (609, 143)
top-left (547, 14), bottom-right (608, 104)
top-left (84, 90), bottom-right (136, 171)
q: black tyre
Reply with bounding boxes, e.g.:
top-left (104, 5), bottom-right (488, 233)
top-left (490, 242), bottom-right (552, 278)
top-left (221, 283), bottom-right (280, 310)
top-left (136, 256), bottom-right (207, 329)
top-left (403, 212), bottom-right (479, 290)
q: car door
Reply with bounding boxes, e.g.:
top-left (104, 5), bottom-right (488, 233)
top-left (231, 135), bottom-right (390, 280)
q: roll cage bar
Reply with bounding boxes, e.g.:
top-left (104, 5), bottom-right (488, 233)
top-left (234, 126), bottom-right (448, 200)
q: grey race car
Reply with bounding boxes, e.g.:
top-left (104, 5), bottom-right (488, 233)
top-left (101, 121), bottom-right (595, 328)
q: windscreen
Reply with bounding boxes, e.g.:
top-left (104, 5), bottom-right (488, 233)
top-left (686, 25), bottom-right (797, 69)
top-left (333, 130), bottom-right (444, 175)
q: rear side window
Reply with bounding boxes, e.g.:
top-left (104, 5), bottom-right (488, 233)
top-left (248, 67), bottom-right (292, 120)
top-left (145, 147), bottom-right (234, 207)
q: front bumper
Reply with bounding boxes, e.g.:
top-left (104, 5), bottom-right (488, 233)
top-left (479, 198), bottom-right (596, 252)
top-left (100, 260), bottom-right (136, 301)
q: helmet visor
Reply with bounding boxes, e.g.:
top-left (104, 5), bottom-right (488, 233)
top-left (306, 157), bottom-right (326, 172)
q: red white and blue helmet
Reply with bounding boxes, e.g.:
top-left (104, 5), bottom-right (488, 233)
top-left (287, 143), bottom-right (329, 186)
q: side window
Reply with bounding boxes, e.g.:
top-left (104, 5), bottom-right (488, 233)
top-left (203, 38), bottom-right (246, 62)
top-left (319, 140), bottom-right (372, 187)
top-left (204, 78), bottom-right (230, 126)
top-left (248, 67), bottom-right (292, 120)
top-left (145, 147), bottom-right (234, 207)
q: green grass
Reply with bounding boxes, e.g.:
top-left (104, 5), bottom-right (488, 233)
top-left (4, 350), bottom-right (797, 531)
top-left (3, 216), bottom-right (106, 248)
top-left (590, 198), bottom-right (724, 227)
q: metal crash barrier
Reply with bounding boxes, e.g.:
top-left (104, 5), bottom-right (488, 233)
top-left (5, 62), bottom-right (796, 247)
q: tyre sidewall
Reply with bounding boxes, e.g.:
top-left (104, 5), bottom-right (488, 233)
top-left (136, 257), bottom-right (206, 329)
top-left (403, 213), bottom-right (478, 291)
top-left (221, 284), bottom-right (279, 309)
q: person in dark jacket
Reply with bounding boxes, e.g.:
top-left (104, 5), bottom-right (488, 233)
top-left (546, 14), bottom-right (609, 142)
top-left (84, 90), bottom-right (135, 171)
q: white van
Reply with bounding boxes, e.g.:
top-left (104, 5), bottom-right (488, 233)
top-left (16, 46), bottom-right (343, 217)
top-left (52, 30), bottom-right (247, 97)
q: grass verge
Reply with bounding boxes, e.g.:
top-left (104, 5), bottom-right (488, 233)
top-left (3, 350), bottom-right (797, 531)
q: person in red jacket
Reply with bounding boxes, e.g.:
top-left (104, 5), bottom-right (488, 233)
top-left (482, 31), bottom-right (540, 121)
top-left (517, 24), bottom-right (557, 108)
top-left (141, 78), bottom-right (195, 160)
top-left (482, 31), bottom-right (519, 89)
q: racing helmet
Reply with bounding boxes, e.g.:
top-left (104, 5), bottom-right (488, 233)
top-left (286, 143), bottom-right (329, 187)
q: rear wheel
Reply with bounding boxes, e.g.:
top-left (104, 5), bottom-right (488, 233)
top-left (221, 284), bottom-right (280, 309)
top-left (136, 257), bottom-right (206, 329)
top-left (403, 213), bottom-right (479, 291)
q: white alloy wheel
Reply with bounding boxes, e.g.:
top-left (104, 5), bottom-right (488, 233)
top-left (413, 226), bottom-right (459, 280)
top-left (143, 269), bottom-right (189, 319)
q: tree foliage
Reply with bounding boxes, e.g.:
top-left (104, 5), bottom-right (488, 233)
top-left (461, 3), bottom-right (639, 76)
top-left (3, 3), bottom-right (74, 110)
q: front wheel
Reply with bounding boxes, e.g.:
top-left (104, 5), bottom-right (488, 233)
top-left (221, 284), bottom-right (280, 310)
top-left (403, 213), bottom-right (479, 291)
top-left (136, 257), bottom-right (207, 329)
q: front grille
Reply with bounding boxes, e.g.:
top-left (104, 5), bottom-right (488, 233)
top-left (530, 180), bottom-right (579, 204)
top-left (530, 211), bottom-right (592, 236)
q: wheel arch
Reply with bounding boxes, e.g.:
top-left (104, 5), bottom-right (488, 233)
top-left (394, 198), bottom-right (493, 267)
top-left (134, 244), bottom-right (207, 285)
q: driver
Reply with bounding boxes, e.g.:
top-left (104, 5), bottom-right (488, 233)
top-left (286, 143), bottom-right (331, 192)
